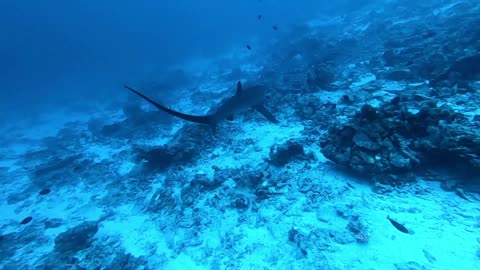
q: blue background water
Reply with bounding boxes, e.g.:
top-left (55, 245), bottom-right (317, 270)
top-left (0, 0), bottom-right (353, 116)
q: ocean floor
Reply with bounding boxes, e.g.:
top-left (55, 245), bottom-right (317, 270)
top-left (0, 80), bottom-right (479, 269)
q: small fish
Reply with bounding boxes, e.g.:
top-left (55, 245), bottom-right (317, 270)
top-left (20, 216), bottom-right (32, 225)
top-left (387, 215), bottom-right (409, 234)
top-left (272, 25), bottom-right (278, 31)
top-left (246, 45), bottom-right (252, 50)
top-left (39, 188), bottom-right (51, 195)
top-left (257, 14), bottom-right (263, 20)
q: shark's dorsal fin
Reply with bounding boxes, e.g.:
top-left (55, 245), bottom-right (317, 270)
top-left (236, 81), bottom-right (243, 95)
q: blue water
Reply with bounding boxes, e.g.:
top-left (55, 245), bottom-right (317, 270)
top-left (1, 0), bottom-right (327, 115)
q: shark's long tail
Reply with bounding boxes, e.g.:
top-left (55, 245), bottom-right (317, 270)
top-left (124, 85), bottom-right (213, 126)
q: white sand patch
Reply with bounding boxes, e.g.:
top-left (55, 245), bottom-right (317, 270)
top-left (164, 253), bottom-right (208, 270)
top-left (135, 122), bottom-right (184, 147)
top-left (340, 180), bottom-right (480, 270)
top-left (0, 159), bottom-right (20, 172)
top-left (38, 182), bottom-right (106, 221)
top-left (101, 204), bottom-right (169, 258)
top-left (240, 121), bottom-right (304, 156)
top-left (118, 161), bottom-right (135, 176)
top-left (188, 121), bottom-right (304, 179)
top-left (351, 73), bottom-right (376, 88)
top-left (381, 80), bottom-right (407, 91)
top-left (0, 203), bottom-right (19, 231)
top-left (84, 143), bottom-right (129, 163)
top-left (1, 179), bottom-right (105, 248)
top-left (177, 166), bottom-right (479, 269)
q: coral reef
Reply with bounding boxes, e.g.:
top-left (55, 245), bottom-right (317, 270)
top-left (54, 222), bottom-right (99, 255)
top-left (269, 139), bottom-right (314, 167)
top-left (321, 97), bottom-right (480, 184)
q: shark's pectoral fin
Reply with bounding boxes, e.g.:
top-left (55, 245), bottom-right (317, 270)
top-left (253, 104), bottom-right (279, 124)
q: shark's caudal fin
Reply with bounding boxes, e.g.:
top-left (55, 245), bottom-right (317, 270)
top-left (123, 85), bottom-right (213, 126)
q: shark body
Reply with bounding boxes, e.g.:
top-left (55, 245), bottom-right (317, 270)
top-left (123, 82), bottom-right (279, 131)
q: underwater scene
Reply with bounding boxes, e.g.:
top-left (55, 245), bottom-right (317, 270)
top-left (1, 0), bottom-right (480, 269)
